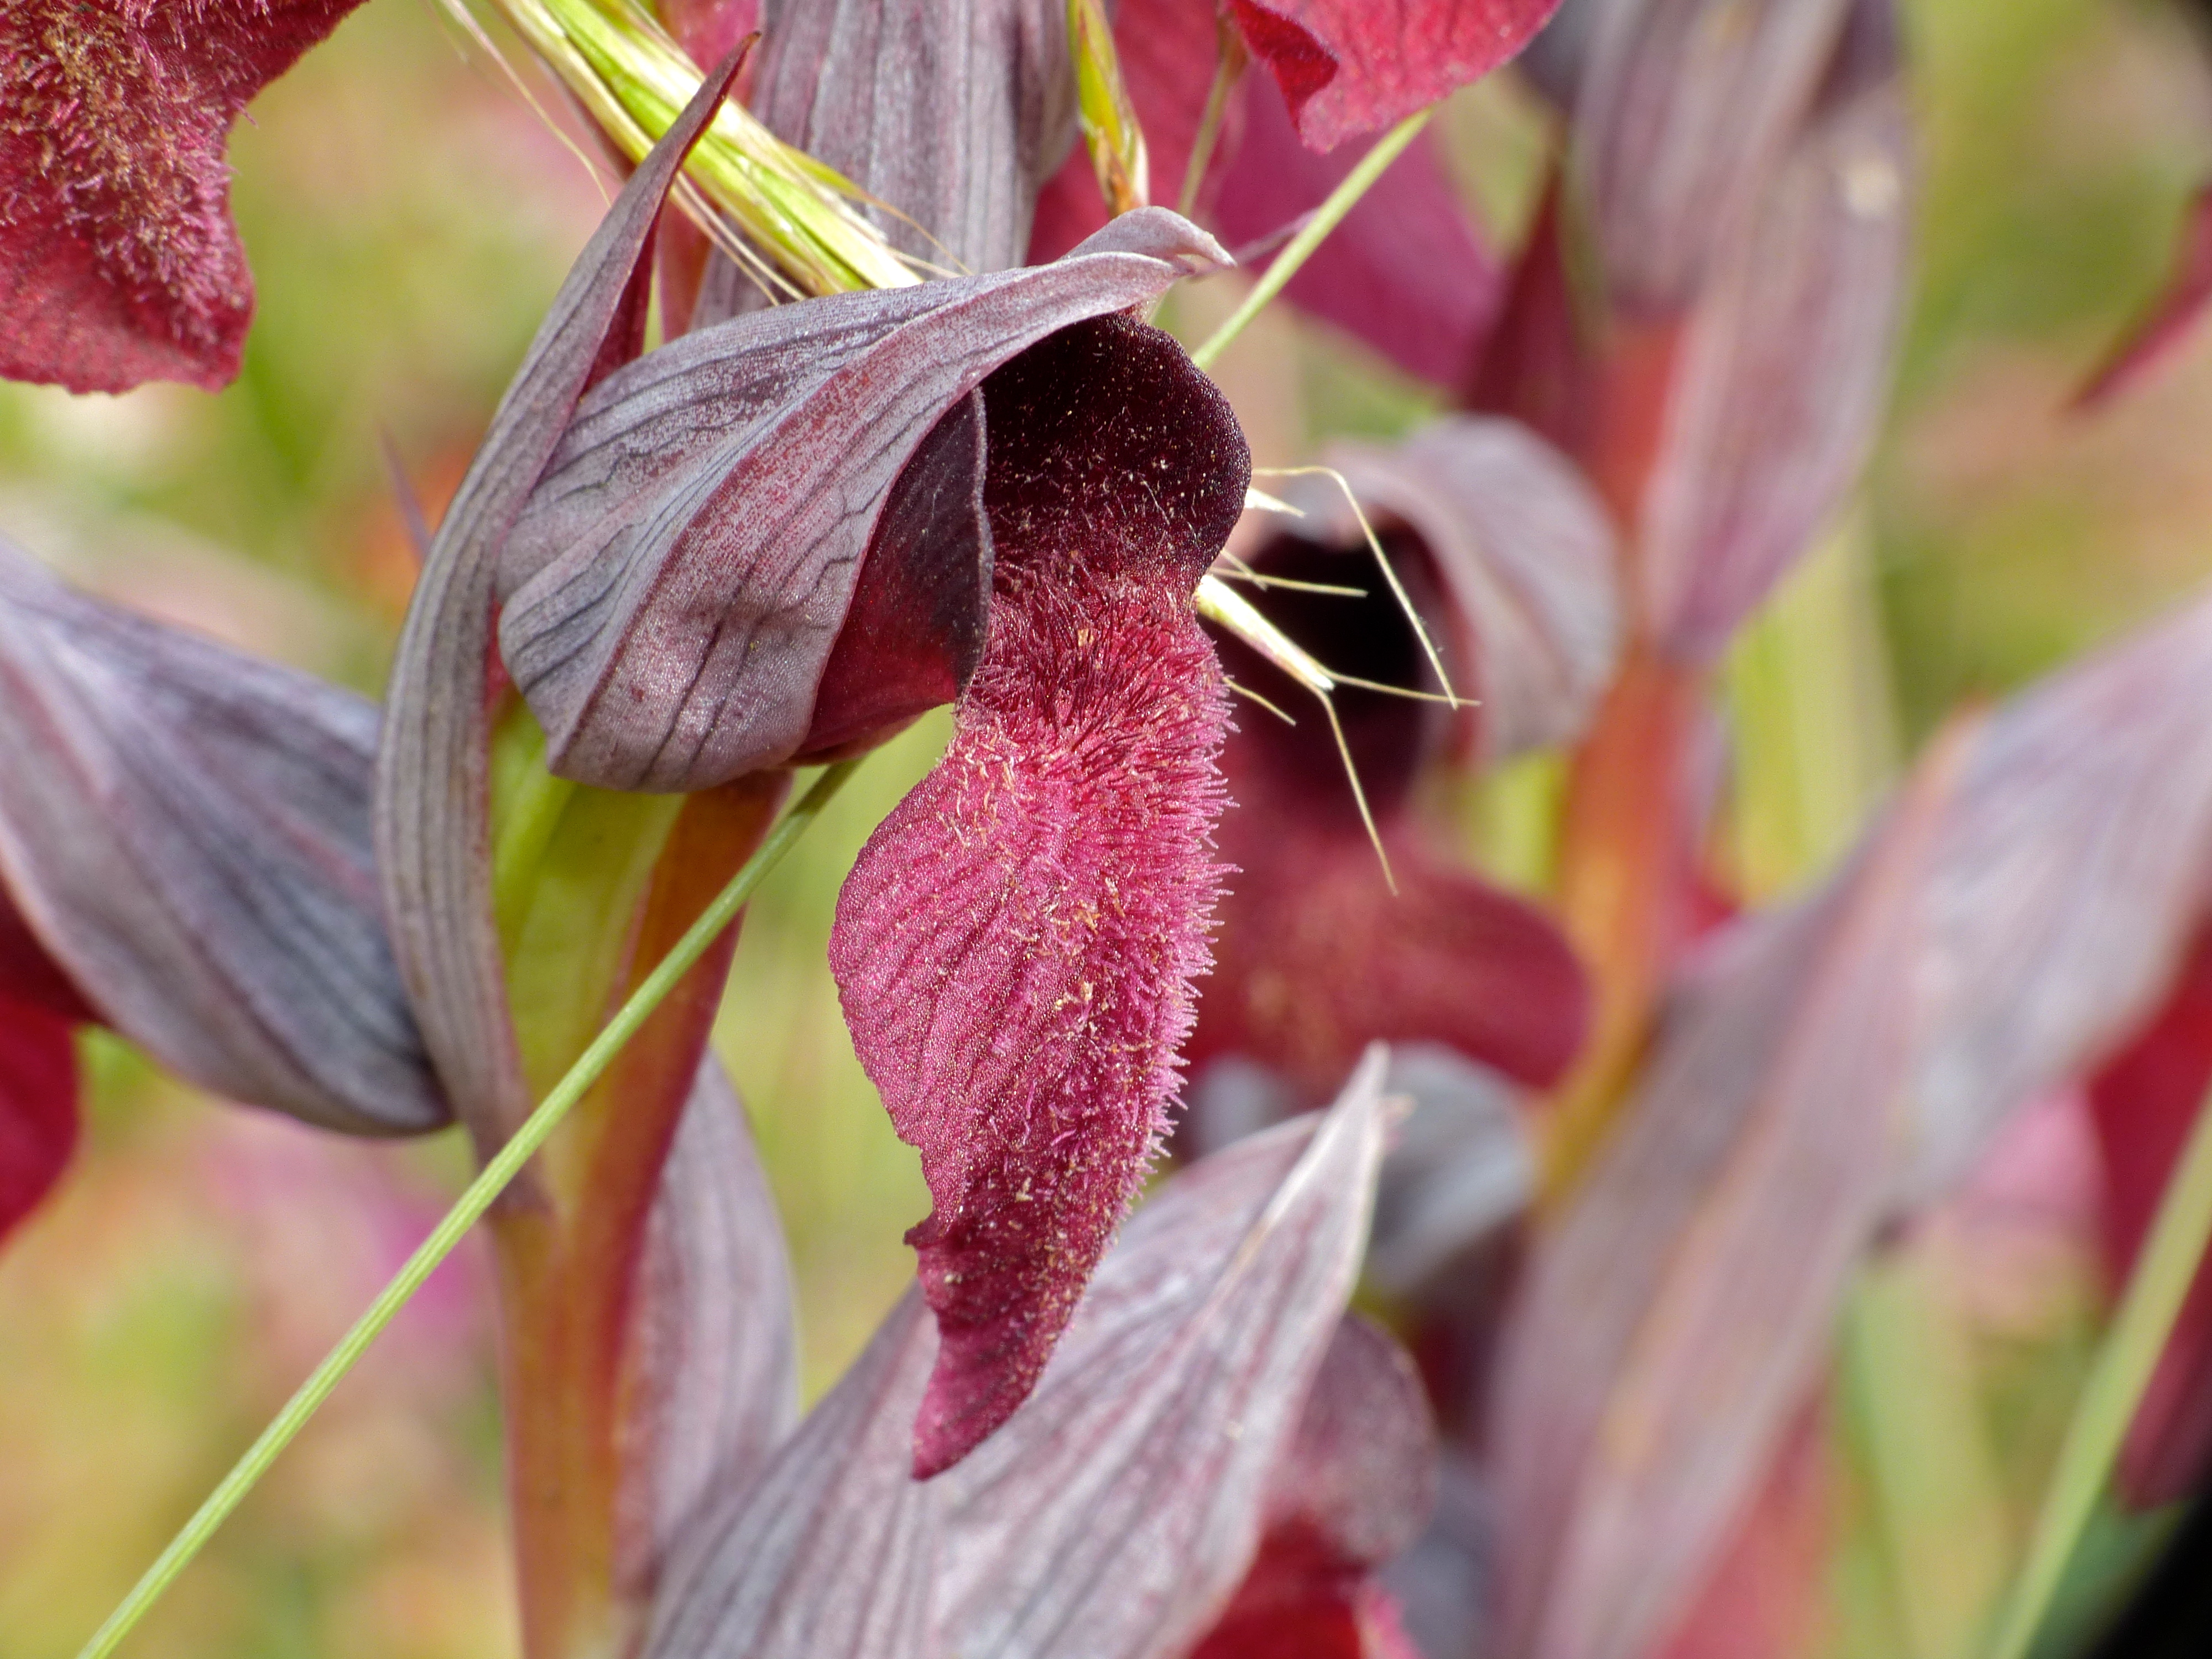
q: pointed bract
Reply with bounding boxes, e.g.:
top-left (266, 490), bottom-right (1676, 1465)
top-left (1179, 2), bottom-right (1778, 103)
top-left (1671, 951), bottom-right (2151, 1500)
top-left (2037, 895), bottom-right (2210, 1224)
top-left (374, 53), bottom-right (749, 1146)
top-left (614, 1060), bottom-right (799, 1597)
top-left (830, 313), bottom-right (1248, 1475)
top-left (0, 540), bottom-right (445, 1136)
top-left (1190, 1314), bottom-right (1440, 1659)
top-left (641, 1294), bottom-right (938, 1659)
top-left (933, 1052), bottom-right (1391, 1656)
top-left (0, 0), bottom-right (363, 392)
top-left (2075, 181), bottom-right (2212, 409)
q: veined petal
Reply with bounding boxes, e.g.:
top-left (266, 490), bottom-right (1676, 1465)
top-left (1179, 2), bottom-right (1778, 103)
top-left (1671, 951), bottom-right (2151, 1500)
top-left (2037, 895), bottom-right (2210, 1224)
top-left (828, 312), bottom-right (1248, 1475)
top-left (1230, 0), bottom-right (1564, 152)
top-left (614, 1058), bottom-right (798, 1597)
top-left (1573, 0), bottom-right (1856, 314)
top-left (374, 53), bottom-right (748, 1146)
top-left (640, 1292), bottom-right (938, 1659)
top-left (1494, 768), bottom-right (1946, 1659)
top-left (1900, 588), bottom-right (2212, 1203)
top-left (498, 210), bottom-right (1230, 796)
top-left (1639, 33), bottom-right (1913, 665)
top-left (0, 540), bottom-right (445, 1135)
top-left (1189, 1314), bottom-right (1439, 1659)
top-left (748, 0), bottom-right (1072, 275)
top-left (934, 1053), bottom-right (1391, 1658)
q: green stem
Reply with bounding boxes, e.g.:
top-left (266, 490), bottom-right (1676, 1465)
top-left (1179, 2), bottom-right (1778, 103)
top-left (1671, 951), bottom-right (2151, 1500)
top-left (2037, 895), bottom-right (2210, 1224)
top-left (1985, 1074), bottom-right (2212, 1659)
top-left (1189, 107), bottom-right (1433, 372)
top-left (71, 760), bottom-right (860, 1659)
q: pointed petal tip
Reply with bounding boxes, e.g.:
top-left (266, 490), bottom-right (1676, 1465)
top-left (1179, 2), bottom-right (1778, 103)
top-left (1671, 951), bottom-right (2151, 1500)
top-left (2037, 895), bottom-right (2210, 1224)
top-left (1067, 205), bottom-right (1237, 277)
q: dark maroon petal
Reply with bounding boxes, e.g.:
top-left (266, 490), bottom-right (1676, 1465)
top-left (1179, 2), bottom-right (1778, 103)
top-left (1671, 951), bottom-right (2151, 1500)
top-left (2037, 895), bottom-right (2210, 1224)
top-left (614, 1059), bottom-right (797, 1594)
top-left (0, 1000), bottom-right (75, 1243)
top-left (495, 210), bottom-right (1229, 795)
top-left (373, 54), bottom-right (747, 1147)
top-left (934, 1057), bottom-right (1391, 1657)
top-left (827, 314), bottom-right (1249, 1477)
top-left (1199, 812), bottom-right (1589, 1096)
top-left (1212, 72), bottom-right (1501, 387)
top-left (1573, 0), bottom-right (1856, 314)
top-left (2075, 181), bottom-right (2212, 410)
top-left (1190, 1315), bottom-right (1439, 1659)
top-left (1639, 37), bottom-right (1913, 664)
top-left (0, 540), bottom-right (445, 1136)
top-left (801, 390), bottom-right (992, 758)
top-left (1228, 0), bottom-right (1563, 152)
top-left (0, 0), bottom-right (362, 393)
top-left (640, 1292), bottom-right (938, 1659)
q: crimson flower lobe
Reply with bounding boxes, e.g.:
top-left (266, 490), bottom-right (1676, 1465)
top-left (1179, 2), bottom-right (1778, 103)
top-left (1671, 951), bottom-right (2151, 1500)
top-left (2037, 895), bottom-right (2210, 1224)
top-left (829, 314), bottom-right (1247, 1477)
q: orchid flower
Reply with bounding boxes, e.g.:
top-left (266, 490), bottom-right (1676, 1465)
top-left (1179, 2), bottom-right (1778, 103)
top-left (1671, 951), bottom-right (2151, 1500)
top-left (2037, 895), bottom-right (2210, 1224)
top-left (0, 0), bottom-right (372, 392)
top-left (1192, 415), bottom-right (1616, 1104)
top-left (0, 536), bottom-right (446, 1239)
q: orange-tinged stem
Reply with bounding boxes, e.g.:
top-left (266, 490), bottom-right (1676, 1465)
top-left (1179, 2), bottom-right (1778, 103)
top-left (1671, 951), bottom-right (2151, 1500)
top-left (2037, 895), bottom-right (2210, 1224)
top-left (494, 775), bottom-right (787, 1659)
top-left (1542, 316), bottom-right (1698, 1200)
top-left (1543, 645), bottom-right (1703, 1198)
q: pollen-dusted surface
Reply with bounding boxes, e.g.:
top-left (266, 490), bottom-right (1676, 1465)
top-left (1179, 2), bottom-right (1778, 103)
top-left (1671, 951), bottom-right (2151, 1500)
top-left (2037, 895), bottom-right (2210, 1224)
top-left (0, 0), bottom-right (361, 392)
top-left (828, 315), bottom-right (1249, 1477)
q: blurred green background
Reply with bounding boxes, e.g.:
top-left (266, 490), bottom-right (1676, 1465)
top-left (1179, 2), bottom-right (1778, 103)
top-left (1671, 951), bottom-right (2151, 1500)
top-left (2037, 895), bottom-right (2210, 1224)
top-left (3, 0), bottom-right (2210, 1653)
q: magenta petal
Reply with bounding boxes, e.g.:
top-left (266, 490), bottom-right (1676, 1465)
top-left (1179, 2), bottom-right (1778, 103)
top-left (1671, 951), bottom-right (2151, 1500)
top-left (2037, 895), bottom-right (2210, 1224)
top-left (0, 1000), bottom-right (75, 1243)
top-left (1230, 0), bottom-right (1563, 152)
top-left (829, 316), bottom-right (1248, 1476)
top-left (0, 0), bottom-right (363, 392)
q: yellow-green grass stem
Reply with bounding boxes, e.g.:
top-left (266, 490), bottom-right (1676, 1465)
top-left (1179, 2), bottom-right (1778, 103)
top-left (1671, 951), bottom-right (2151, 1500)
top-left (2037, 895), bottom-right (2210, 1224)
top-left (1190, 107), bottom-right (1433, 372)
top-left (71, 760), bottom-right (862, 1659)
top-left (1985, 1074), bottom-right (2212, 1659)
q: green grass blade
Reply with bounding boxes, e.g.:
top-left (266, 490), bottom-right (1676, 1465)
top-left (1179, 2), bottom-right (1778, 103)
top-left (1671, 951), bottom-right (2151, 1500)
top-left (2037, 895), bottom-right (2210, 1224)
top-left (1986, 1074), bottom-right (2212, 1659)
top-left (71, 760), bottom-right (861, 1659)
top-left (1189, 107), bottom-right (1433, 372)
